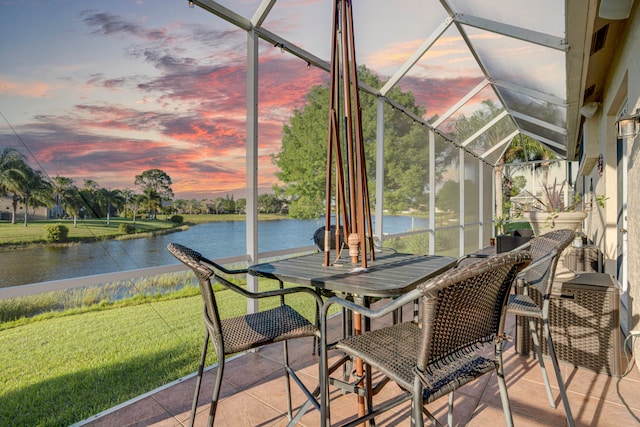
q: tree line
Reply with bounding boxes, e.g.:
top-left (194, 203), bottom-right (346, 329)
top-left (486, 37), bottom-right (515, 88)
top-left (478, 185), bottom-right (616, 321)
top-left (0, 147), bottom-right (290, 227)
top-left (272, 66), bottom-right (556, 220)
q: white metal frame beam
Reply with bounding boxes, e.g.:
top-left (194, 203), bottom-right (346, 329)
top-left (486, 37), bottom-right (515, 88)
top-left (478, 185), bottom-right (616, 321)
top-left (460, 110), bottom-right (509, 147)
top-left (380, 16), bottom-right (454, 96)
top-left (432, 79), bottom-right (489, 128)
top-left (520, 130), bottom-right (567, 155)
top-left (453, 13), bottom-right (569, 51)
top-left (491, 78), bottom-right (567, 107)
top-left (481, 130), bottom-right (519, 160)
top-left (375, 98), bottom-right (385, 241)
top-left (510, 110), bottom-right (567, 135)
top-left (251, 0), bottom-right (276, 27)
top-left (246, 28), bottom-right (259, 314)
top-left (191, 0), bottom-right (251, 31)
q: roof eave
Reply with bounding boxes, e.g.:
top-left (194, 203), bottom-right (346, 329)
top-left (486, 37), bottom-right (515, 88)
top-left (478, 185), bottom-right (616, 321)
top-left (566, 0), bottom-right (599, 160)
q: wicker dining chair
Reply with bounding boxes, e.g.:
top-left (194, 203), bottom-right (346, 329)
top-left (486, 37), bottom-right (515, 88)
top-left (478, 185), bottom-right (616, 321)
top-left (167, 243), bottom-right (322, 427)
top-left (319, 250), bottom-right (531, 427)
top-left (506, 228), bottom-right (576, 427)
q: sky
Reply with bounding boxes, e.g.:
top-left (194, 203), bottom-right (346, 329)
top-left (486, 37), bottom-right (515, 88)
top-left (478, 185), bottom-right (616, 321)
top-left (0, 0), bottom-right (508, 200)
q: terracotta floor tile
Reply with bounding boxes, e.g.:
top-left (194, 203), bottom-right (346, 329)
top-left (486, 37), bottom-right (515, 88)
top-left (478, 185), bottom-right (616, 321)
top-left (566, 390), bottom-right (640, 427)
top-left (243, 368), bottom-right (319, 417)
top-left (76, 311), bottom-right (640, 427)
top-left (468, 402), bottom-right (558, 427)
top-left (422, 391), bottom-right (481, 427)
top-left (188, 391), bottom-right (286, 427)
top-left (83, 396), bottom-right (179, 427)
top-left (483, 370), bottom-right (570, 425)
top-left (221, 352), bottom-right (287, 390)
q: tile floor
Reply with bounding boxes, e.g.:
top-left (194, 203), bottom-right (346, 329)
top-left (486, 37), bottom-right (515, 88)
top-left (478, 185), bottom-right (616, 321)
top-left (77, 310), bottom-right (640, 427)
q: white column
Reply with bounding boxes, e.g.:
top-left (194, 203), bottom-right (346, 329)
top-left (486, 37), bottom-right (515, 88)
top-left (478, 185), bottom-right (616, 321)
top-left (375, 98), bottom-right (385, 243)
top-left (246, 29), bottom-right (259, 314)
top-left (459, 148), bottom-right (464, 257)
top-left (429, 130), bottom-right (435, 255)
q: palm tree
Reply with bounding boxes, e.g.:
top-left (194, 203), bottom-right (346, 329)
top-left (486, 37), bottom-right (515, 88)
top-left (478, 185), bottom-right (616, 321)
top-left (13, 168), bottom-right (53, 226)
top-left (52, 175), bottom-right (74, 218)
top-left (120, 189), bottom-right (136, 220)
top-left (132, 194), bottom-right (146, 223)
top-left (51, 176), bottom-right (85, 227)
top-left (142, 187), bottom-right (162, 219)
top-left (0, 148), bottom-right (27, 222)
top-left (496, 135), bottom-right (555, 220)
top-left (64, 187), bottom-right (84, 227)
top-left (98, 188), bottom-right (124, 225)
top-left (79, 179), bottom-right (101, 218)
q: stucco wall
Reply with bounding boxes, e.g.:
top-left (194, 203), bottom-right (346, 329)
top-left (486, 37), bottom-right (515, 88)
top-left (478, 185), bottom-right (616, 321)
top-left (598, 6), bottom-right (640, 363)
top-left (0, 197), bottom-right (49, 221)
top-left (624, 11), bottom-right (640, 359)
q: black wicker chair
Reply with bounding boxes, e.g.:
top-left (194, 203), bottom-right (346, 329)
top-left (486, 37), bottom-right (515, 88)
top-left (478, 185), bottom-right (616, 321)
top-left (506, 228), bottom-right (576, 427)
top-left (319, 250), bottom-right (531, 427)
top-left (167, 243), bottom-right (322, 427)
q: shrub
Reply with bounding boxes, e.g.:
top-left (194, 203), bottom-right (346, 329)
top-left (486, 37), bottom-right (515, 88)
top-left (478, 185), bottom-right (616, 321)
top-left (45, 224), bottom-right (69, 242)
top-left (119, 223), bottom-right (136, 234)
top-left (169, 215), bottom-right (184, 224)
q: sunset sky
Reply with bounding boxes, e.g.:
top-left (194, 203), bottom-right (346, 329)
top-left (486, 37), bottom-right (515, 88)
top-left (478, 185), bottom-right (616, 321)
top-left (0, 0), bottom-right (491, 200)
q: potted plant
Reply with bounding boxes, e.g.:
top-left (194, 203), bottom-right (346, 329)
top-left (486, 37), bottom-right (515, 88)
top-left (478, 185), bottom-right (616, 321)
top-left (495, 216), bottom-right (506, 236)
top-left (521, 178), bottom-right (605, 235)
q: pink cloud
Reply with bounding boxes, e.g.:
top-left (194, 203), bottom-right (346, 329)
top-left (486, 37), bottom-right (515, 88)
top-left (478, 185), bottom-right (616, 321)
top-left (0, 78), bottom-right (51, 98)
top-left (0, 9), bottom-right (490, 200)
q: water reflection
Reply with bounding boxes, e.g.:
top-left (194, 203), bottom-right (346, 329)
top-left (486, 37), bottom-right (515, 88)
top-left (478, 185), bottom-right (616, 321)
top-left (2, 216), bottom-right (428, 287)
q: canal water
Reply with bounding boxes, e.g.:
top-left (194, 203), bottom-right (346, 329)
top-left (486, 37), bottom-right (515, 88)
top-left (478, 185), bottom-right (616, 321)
top-left (1, 216), bottom-right (428, 288)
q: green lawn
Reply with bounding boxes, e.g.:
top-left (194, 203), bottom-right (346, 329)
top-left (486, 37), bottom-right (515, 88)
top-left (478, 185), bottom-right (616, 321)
top-left (0, 280), bottom-right (320, 427)
top-left (0, 213), bottom-right (288, 247)
top-left (0, 218), bottom-right (178, 246)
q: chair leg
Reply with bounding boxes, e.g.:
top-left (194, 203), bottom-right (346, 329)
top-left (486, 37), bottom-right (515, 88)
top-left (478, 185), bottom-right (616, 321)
top-left (320, 314), bottom-right (331, 427)
top-left (392, 307), bottom-right (400, 324)
top-left (283, 340), bottom-right (293, 420)
top-left (207, 354), bottom-right (224, 427)
top-left (544, 319), bottom-right (575, 427)
top-left (412, 385), bottom-right (424, 427)
top-left (312, 303), bottom-right (320, 355)
top-left (496, 341), bottom-right (514, 427)
top-left (343, 307), bottom-right (352, 381)
top-left (190, 329), bottom-right (209, 427)
top-left (528, 317), bottom-right (556, 408)
top-left (447, 392), bottom-right (454, 427)
top-left (365, 362), bottom-right (374, 422)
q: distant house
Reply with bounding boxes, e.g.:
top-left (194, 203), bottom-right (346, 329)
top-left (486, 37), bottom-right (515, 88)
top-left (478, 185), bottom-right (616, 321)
top-left (0, 197), bottom-right (50, 221)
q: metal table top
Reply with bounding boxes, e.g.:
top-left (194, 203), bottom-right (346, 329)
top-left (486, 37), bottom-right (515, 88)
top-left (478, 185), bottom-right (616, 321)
top-left (248, 251), bottom-right (456, 298)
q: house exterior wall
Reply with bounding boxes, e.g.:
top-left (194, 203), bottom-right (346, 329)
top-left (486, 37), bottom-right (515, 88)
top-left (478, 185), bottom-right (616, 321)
top-left (581, 6), bottom-right (640, 365)
top-left (0, 197), bottom-right (49, 221)
top-left (621, 8), bottom-right (640, 361)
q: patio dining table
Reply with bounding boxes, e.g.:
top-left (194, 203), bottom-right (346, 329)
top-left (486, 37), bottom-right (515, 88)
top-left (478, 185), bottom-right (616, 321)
top-left (248, 250), bottom-right (456, 298)
top-left (248, 250), bottom-right (456, 424)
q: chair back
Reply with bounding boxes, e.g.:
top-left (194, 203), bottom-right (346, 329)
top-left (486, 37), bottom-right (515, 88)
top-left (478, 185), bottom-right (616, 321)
top-left (167, 243), bottom-right (226, 343)
top-left (416, 250), bottom-right (531, 373)
top-left (523, 228), bottom-right (575, 296)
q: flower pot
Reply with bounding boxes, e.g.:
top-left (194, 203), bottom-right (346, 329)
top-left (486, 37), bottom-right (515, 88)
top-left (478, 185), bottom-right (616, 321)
top-left (522, 210), bottom-right (588, 236)
top-left (523, 210), bottom-right (588, 281)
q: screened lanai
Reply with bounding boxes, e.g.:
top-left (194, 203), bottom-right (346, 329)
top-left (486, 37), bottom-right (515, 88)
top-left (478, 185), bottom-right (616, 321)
top-left (4, 1), bottom-right (639, 426)
top-left (186, 0), bottom-right (590, 262)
